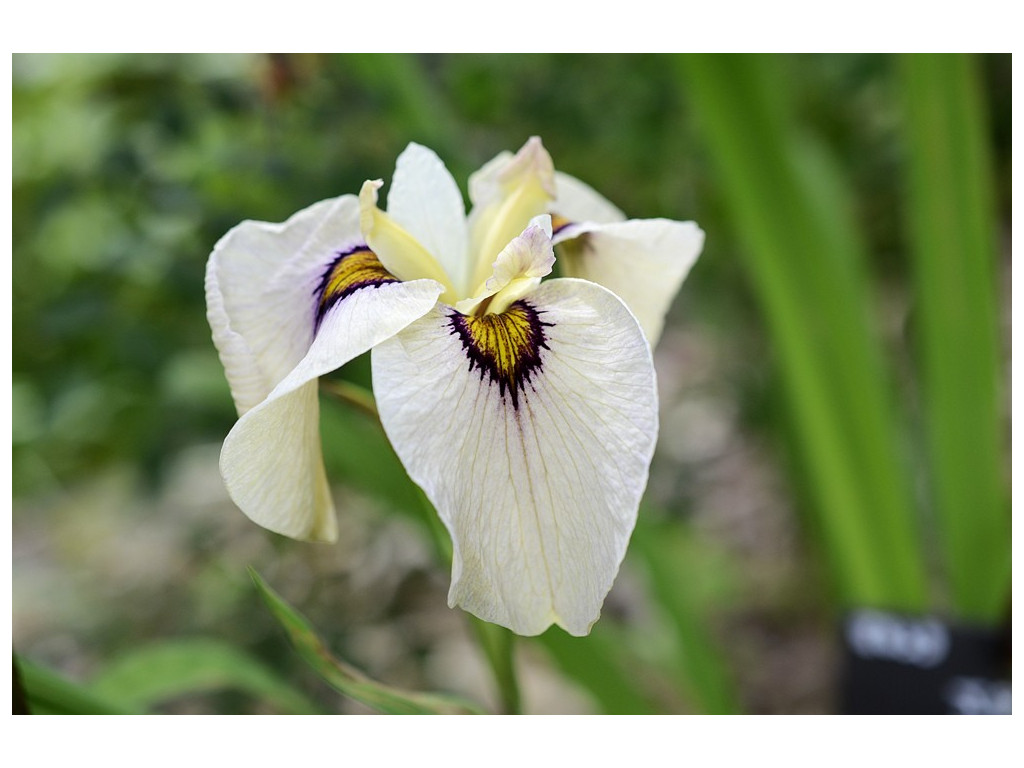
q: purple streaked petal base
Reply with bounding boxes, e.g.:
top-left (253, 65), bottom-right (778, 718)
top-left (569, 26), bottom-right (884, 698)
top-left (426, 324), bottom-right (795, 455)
top-left (447, 301), bottom-right (553, 411)
top-left (314, 245), bottom-right (398, 331)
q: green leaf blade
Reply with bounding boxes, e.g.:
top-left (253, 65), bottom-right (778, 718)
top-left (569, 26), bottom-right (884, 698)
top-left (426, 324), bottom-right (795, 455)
top-left (539, 627), bottom-right (660, 715)
top-left (90, 638), bottom-right (324, 714)
top-left (16, 656), bottom-right (135, 715)
top-left (899, 53), bottom-right (1008, 622)
top-left (631, 519), bottom-right (740, 714)
top-left (250, 568), bottom-right (483, 714)
top-left (679, 53), bottom-right (929, 611)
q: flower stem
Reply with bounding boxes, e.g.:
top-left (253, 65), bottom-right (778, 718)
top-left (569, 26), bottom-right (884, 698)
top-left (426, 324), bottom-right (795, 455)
top-left (319, 378), bottom-right (379, 420)
top-left (468, 616), bottom-right (521, 714)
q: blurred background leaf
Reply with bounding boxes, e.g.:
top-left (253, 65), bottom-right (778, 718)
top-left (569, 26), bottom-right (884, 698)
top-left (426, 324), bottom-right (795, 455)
top-left (680, 53), bottom-right (930, 613)
top-left (251, 569), bottom-right (484, 714)
top-left (90, 638), bottom-right (325, 713)
top-left (17, 656), bottom-right (133, 715)
top-left (898, 53), bottom-right (1008, 623)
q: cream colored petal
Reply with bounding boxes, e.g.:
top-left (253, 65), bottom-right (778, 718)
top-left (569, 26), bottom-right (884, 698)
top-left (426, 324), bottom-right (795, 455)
top-left (467, 150), bottom-right (513, 204)
top-left (359, 180), bottom-right (456, 302)
top-left (552, 171), bottom-right (627, 226)
top-left (465, 137), bottom-right (556, 294)
top-left (555, 218), bottom-right (704, 347)
top-left (220, 380), bottom-right (336, 542)
top-left (205, 195), bottom-right (363, 416)
top-left (372, 278), bottom-right (658, 635)
top-left (220, 277), bottom-right (444, 542)
top-left (386, 143), bottom-right (470, 295)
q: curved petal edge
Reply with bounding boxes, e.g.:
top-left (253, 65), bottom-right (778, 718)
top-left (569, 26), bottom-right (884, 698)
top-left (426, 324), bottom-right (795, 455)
top-left (220, 277), bottom-right (444, 542)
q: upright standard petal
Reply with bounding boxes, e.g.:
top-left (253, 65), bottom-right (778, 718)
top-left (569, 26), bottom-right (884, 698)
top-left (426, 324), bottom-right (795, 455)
top-left (465, 137), bottom-right (556, 295)
top-left (358, 180), bottom-right (456, 301)
top-left (372, 278), bottom-right (658, 636)
top-left (386, 143), bottom-right (470, 295)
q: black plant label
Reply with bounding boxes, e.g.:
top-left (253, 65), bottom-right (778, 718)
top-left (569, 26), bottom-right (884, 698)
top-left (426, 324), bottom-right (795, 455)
top-left (840, 609), bottom-right (1011, 714)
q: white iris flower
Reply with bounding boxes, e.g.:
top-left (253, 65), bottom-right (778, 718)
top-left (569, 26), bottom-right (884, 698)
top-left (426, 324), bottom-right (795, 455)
top-left (206, 138), bottom-right (703, 636)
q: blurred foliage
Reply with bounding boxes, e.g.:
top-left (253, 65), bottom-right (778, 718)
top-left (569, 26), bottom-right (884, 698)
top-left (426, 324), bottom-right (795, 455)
top-left (12, 53), bottom-right (1011, 714)
top-left (899, 54), bottom-right (1008, 622)
top-left (12, 53), bottom-right (719, 494)
top-left (682, 53), bottom-right (933, 613)
top-left (13, 52), bottom-right (1010, 495)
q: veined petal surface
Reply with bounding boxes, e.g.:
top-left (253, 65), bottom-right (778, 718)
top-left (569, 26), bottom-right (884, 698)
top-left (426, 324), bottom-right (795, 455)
top-left (372, 278), bottom-right (658, 636)
top-left (554, 218), bottom-right (704, 347)
top-left (206, 195), bottom-right (363, 416)
top-left (219, 267), bottom-right (444, 543)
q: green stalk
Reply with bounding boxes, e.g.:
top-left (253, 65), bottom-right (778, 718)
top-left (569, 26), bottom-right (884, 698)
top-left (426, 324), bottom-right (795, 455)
top-left (680, 54), bottom-right (928, 611)
top-left (899, 54), bottom-right (1008, 622)
top-left (631, 520), bottom-right (739, 714)
top-left (468, 617), bottom-right (521, 715)
top-left (251, 570), bottom-right (482, 714)
top-left (320, 378), bottom-right (380, 421)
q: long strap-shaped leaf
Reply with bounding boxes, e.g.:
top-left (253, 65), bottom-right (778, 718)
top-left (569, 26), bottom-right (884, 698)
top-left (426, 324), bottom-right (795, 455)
top-left (899, 54), bottom-right (1008, 622)
top-left (251, 568), bottom-right (483, 714)
top-left (16, 656), bottom-right (134, 715)
top-left (90, 638), bottom-right (324, 714)
top-left (680, 54), bottom-right (928, 611)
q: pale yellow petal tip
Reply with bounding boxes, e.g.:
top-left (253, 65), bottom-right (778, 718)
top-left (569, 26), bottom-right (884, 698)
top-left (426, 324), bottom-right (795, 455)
top-left (557, 614), bottom-right (598, 638)
top-left (694, 222), bottom-right (707, 250)
top-left (506, 136), bottom-right (556, 197)
top-left (401, 141), bottom-right (428, 155)
top-left (281, 508), bottom-right (338, 543)
top-left (450, 600), bottom-right (595, 638)
top-left (306, 520), bottom-right (339, 544)
top-left (356, 178), bottom-right (456, 297)
top-left (528, 212), bottom-right (553, 237)
top-left (489, 223), bottom-right (554, 283)
top-left (358, 179), bottom-right (384, 235)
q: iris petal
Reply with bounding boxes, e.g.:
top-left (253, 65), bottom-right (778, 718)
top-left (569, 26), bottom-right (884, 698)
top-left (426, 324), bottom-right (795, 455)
top-left (372, 278), bottom-right (658, 635)
top-left (208, 141), bottom-right (699, 636)
top-left (554, 218), bottom-right (704, 347)
top-left (221, 276), bottom-right (443, 541)
top-left (552, 171), bottom-right (627, 225)
top-left (206, 195), bottom-right (364, 416)
top-left (549, 172), bottom-right (704, 346)
top-left (359, 180), bottom-right (457, 302)
top-left (454, 217), bottom-right (554, 316)
top-left (207, 191), bottom-right (444, 542)
top-left (387, 143), bottom-right (470, 295)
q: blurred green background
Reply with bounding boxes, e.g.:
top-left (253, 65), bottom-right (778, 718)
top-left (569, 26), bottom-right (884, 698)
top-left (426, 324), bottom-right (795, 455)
top-left (12, 53), bottom-right (1011, 714)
